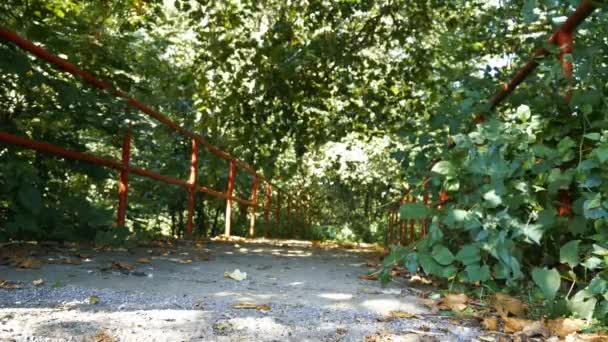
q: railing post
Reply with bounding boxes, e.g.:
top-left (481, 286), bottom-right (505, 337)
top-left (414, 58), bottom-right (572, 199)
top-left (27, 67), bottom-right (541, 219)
top-left (264, 183), bottom-right (271, 238)
top-left (409, 195), bottom-right (416, 243)
top-left (224, 160), bottom-right (236, 236)
top-left (385, 208), bottom-right (392, 247)
top-left (249, 176), bottom-right (258, 238)
top-left (116, 123), bottom-right (132, 227)
top-left (294, 197), bottom-right (299, 238)
top-left (276, 190), bottom-right (282, 237)
top-left (185, 138), bottom-right (198, 239)
top-left (286, 197), bottom-right (291, 237)
top-left (399, 196), bottom-right (407, 245)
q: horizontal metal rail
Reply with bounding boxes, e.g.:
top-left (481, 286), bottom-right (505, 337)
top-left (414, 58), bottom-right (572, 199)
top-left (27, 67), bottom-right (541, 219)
top-left (0, 132), bottom-right (255, 207)
top-left (0, 28), bottom-right (296, 237)
top-left (0, 28), bottom-right (269, 183)
top-left (489, 0), bottom-right (596, 109)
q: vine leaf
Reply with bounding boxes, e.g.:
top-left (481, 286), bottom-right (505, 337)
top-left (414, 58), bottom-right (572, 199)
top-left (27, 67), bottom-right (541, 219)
top-left (559, 240), bottom-right (580, 268)
top-left (431, 161), bottom-right (455, 177)
top-left (431, 245), bottom-right (454, 266)
top-left (455, 244), bottom-right (480, 265)
top-left (531, 267), bottom-right (560, 301)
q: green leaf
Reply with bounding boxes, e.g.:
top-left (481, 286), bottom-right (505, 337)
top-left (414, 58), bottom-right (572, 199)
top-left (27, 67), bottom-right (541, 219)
top-left (584, 133), bottom-right (601, 141)
top-left (404, 252), bottom-right (418, 274)
top-left (431, 161), bottom-right (455, 177)
top-left (568, 289), bottom-right (597, 320)
top-left (560, 240), bottom-right (580, 268)
top-left (431, 245), bottom-right (454, 266)
top-left (455, 244), bottom-right (481, 265)
top-left (557, 137), bottom-right (576, 155)
top-left (399, 202), bottom-right (431, 220)
top-left (522, 0), bottom-right (538, 23)
top-left (419, 253), bottom-right (444, 277)
top-left (483, 190), bottom-right (502, 208)
top-left (531, 267), bottom-right (561, 301)
top-left (521, 223), bottom-right (544, 244)
top-left (465, 264), bottom-right (490, 282)
top-left (594, 146), bottom-right (608, 163)
top-left (583, 256), bottom-right (602, 270)
top-left (587, 276), bottom-right (607, 295)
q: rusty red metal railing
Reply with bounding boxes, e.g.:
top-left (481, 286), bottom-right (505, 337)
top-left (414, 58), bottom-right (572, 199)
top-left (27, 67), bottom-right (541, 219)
top-left (0, 28), bottom-right (292, 239)
top-left (386, 0), bottom-right (599, 247)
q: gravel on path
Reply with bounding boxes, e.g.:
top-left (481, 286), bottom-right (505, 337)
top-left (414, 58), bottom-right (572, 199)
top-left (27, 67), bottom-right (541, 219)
top-left (0, 239), bottom-right (481, 341)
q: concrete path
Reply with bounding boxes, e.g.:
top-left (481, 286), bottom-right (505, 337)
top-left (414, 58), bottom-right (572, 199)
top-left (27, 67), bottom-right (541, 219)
top-left (0, 239), bottom-right (479, 341)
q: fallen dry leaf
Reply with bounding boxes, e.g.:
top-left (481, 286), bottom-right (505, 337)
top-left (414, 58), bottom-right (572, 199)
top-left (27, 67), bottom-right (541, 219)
top-left (137, 257), bottom-right (151, 264)
top-left (493, 293), bottom-right (526, 318)
top-left (0, 280), bottom-right (23, 289)
top-left (439, 293), bottom-right (468, 312)
top-left (224, 269), bottom-right (247, 281)
top-left (232, 302), bottom-right (270, 311)
top-left (569, 333), bottom-right (608, 341)
top-left (366, 261), bottom-right (379, 268)
top-left (420, 298), bottom-right (440, 314)
top-left (32, 279), bottom-right (44, 286)
top-left (546, 318), bottom-right (584, 337)
top-left (95, 329), bottom-right (116, 342)
top-left (482, 317), bottom-right (499, 331)
top-left (389, 311), bottom-right (417, 319)
top-left (503, 317), bottom-right (536, 334)
top-left (176, 258), bottom-right (192, 264)
top-left (16, 257), bottom-right (41, 269)
top-left (359, 273), bottom-right (379, 281)
top-left (409, 275), bottom-right (432, 285)
top-left (520, 319), bottom-right (547, 337)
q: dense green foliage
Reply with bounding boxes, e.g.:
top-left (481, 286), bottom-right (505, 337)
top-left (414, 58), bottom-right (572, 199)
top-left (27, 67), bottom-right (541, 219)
top-left (378, 0), bottom-right (608, 324)
top-left (1, 0), bottom-right (608, 323)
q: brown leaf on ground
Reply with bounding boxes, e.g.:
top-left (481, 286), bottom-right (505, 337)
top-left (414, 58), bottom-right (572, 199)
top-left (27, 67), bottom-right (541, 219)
top-left (366, 261), bottom-right (379, 268)
top-left (570, 333), bottom-right (608, 341)
top-left (438, 293), bottom-right (468, 312)
top-left (111, 262), bottom-right (134, 271)
top-left (409, 275), bottom-right (433, 285)
top-left (359, 273), bottom-right (379, 281)
top-left (390, 266), bottom-right (408, 277)
top-left (15, 257), bottom-right (41, 269)
top-left (32, 279), bottom-right (44, 286)
top-left (137, 257), bottom-right (152, 264)
top-left (95, 329), bottom-right (117, 342)
top-left (389, 311), bottom-right (417, 319)
top-left (482, 317), bottom-right (499, 331)
top-left (232, 302), bottom-right (270, 311)
top-left (421, 298), bottom-right (440, 314)
top-left (546, 318), bottom-right (584, 337)
top-left (503, 317), bottom-right (536, 334)
top-left (520, 319), bottom-right (548, 337)
top-left (493, 293), bottom-right (526, 318)
top-left (176, 258), bottom-right (192, 264)
top-left (0, 280), bottom-right (23, 289)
